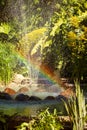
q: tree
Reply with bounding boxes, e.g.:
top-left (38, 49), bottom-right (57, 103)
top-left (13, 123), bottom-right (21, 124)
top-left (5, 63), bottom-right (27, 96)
top-left (42, 0), bottom-right (87, 80)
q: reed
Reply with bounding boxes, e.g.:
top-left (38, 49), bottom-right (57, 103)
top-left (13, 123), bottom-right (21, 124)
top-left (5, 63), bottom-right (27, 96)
top-left (64, 81), bottom-right (86, 130)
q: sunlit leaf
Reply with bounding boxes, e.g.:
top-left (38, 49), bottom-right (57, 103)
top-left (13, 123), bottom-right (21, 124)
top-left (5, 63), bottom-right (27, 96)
top-left (0, 23), bottom-right (11, 34)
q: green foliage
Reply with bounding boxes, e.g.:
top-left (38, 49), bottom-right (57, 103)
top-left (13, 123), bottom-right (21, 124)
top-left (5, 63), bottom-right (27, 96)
top-left (42, 0), bottom-right (87, 80)
top-left (2, 0), bottom-right (54, 37)
top-left (0, 22), bottom-right (19, 44)
top-left (34, 0), bottom-right (40, 4)
top-left (0, 112), bottom-right (7, 130)
top-left (0, 22), bottom-right (29, 81)
top-left (13, 55), bottom-right (29, 76)
top-left (63, 81), bottom-right (86, 130)
top-left (0, 0), bottom-right (87, 81)
top-left (0, 42), bottom-right (28, 85)
top-left (16, 109), bottom-right (63, 130)
top-left (0, 113), bottom-right (18, 130)
top-left (0, 0), bottom-right (6, 15)
top-left (0, 23), bottom-right (11, 34)
top-left (0, 0), bottom-right (5, 6)
top-left (0, 112), bottom-right (6, 124)
top-left (19, 27), bottom-right (47, 57)
top-left (0, 42), bottom-right (16, 85)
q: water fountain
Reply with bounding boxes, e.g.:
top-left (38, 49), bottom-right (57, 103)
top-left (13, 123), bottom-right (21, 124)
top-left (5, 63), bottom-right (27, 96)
top-left (0, 0), bottom-right (67, 117)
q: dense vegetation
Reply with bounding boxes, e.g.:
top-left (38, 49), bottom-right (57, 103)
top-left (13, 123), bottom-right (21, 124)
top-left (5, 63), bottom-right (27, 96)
top-left (0, 0), bottom-right (87, 83)
top-left (17, 109), bottom-right (63, 130)
top-left (42, 0), bottom-right (87, 81)
top-left (0, 0), bottom-right (87, 129)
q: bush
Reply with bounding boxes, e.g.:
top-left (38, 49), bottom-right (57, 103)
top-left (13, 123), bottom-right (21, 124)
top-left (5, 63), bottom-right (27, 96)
top-left (42, 0), bottom-right (87, 80)
top-left (0, 42), bottom-right (16, 85)
top-left (16, 108), bottom-right (63, 130)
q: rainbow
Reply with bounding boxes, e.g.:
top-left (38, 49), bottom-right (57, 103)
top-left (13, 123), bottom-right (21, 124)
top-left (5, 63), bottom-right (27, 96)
top-left (14, 50), bottom-right (62, 86)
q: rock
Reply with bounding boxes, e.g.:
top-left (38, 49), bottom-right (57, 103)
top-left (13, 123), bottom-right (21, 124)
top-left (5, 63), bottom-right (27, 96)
top-left (29, 96), bottom-right (41, 101)
top-left (0, 92), bottom-right (12, 100)
top-left (15, 94), bottom-right (29, 101)
top-left (8, 82), bottom-right (19, 91)
top-left (18, 87), bottom-right (29, 93)
top-left (35, 88), bottom-right (46, 92)
top-left (55, 95), bottom-right (67, 102)
top-left (60, 88), bottom-right (74, 98)
top-left (46, 84), bottom-right (63, 93)
top-left (21, 78), bottom-right (30, 84)
top-left (0, 83), bottom-right (5, 92)
top-left (4, 88), bottom-right (16, 95)
top-left (64, 83), bottom-right (74, 88)
top-left (13, 74), bottom-right (24, 83)
top-left (44, 96), bottom-right (55, 100)
top-left (29, 84), bottom-right (38, 91)
top-left (36, 78), bottom-right (53, 86)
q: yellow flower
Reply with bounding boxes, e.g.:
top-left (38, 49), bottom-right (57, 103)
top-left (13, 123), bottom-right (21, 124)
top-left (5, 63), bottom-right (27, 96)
top-left (79, 33), bottom-right (86, 40)
top-left (70, 16), bottom-right (79, 27)
top-left (83, 26), bottom-right (87, 32)
top-left (68, 31), bottom-right (77, 40)
top-left (68, 42), bottom-right (76, 48)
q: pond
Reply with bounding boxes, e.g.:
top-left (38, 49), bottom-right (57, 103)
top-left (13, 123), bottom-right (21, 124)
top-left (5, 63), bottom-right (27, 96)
top-left (0, 75), bottom-right (66, 117)
top-left (0, 94), bottom-right (67, 117)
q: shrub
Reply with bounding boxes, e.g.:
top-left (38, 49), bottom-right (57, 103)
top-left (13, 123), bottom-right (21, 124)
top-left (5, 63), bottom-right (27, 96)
top-left (16, 108), bottom-right (63, 130)
top-left (0, 42), bottom-right (16, 85)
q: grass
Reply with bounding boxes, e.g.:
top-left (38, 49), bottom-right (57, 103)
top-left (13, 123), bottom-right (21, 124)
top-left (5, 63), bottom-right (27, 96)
top-left (63, 81), bottom-right (86, 130)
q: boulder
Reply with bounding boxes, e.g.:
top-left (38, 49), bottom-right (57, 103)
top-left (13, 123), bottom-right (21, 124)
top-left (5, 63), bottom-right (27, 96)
top-left (15, 94), bottom-right (29, 101)
top-left (55, 95), bottom-right (67, 102)
top-left (13, 74), bottom-right (24, 84)
top-left (60, 88), bottom-right (74, 98)
top-left (8, 82), bottom-right (19, 91)
top-left (29, 96), bottom-right (41, 101)
top-left (18, 87), bottom-right (29, 93)
top-left (0, 92), bottom-right (12, 100)
top-left (44, 96), bottom-right (55, 100)
top-left (21, 78), bottom-right (30, 84)
top-left (4, 88), bottom-right (16, 95)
